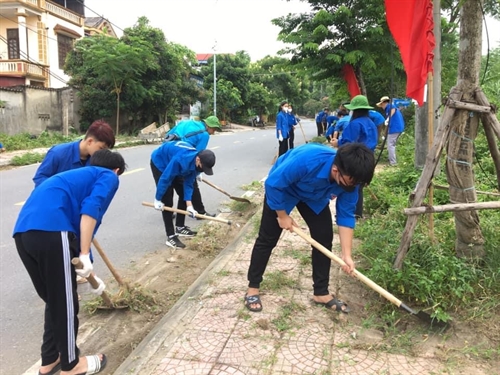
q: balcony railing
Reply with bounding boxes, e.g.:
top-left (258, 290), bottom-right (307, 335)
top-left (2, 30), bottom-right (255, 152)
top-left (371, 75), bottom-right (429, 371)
top-left (0, 60), bottom-right (48, 79)
top-left (0, 0), bottom-right (83, 26)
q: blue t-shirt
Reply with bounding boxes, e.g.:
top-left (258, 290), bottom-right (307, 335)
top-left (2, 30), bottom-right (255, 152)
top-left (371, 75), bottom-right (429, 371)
top-left (326, 115), bottom-right (339, 128)
top-left (384, 104), bottom-right (405, 134)
top-left (333, 116), bottom-right (351, 133)
top-left (265, 143), bottom-right (358, 228)
top-left (286, 112), bottom-right (297, 131)
top-left (276, 111), bottom-right (290, 138)
top-left (151, 141), bottom-right (199, 201)
top-left (315, 111), bottom-right (328, 123)
top-left (167, 120), bottom-right (209, 152)
top-left (14, 167), bottom-right (119, 237)
top-left (368, 110), bottom-right (385, 127)
top-left (338, 117), bottom-right (378, 151)
top-left (33, 140), bottom-right (89, 188)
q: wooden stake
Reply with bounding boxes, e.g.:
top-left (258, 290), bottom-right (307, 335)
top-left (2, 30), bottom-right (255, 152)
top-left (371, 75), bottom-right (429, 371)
top-left (404, 201), bottom-right (500, 215)
top-left (427, 72), bottom-right (435, 243)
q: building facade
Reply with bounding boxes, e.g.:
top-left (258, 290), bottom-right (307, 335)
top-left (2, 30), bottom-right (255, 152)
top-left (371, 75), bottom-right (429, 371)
top-left (0, 0), bottom-right (85, 88)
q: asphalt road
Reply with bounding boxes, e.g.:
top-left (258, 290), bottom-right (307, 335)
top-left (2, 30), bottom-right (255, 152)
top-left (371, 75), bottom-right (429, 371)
top-left (0, 119), bottom-right (318, 375)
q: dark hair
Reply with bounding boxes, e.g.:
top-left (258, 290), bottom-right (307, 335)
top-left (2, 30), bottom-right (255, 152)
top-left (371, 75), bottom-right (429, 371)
top-left (350, 109), bottom-right (369, 120)
top-left (90, 149), bottom-right (127, 175)
top-left (85, 120), bottom-right (116, 149)
top-left (278, 100), bottom-right (288, 112)
top-left (334, 143), bottom-right (375, 186)
top-left (337, 109), bottom-right (348, 117)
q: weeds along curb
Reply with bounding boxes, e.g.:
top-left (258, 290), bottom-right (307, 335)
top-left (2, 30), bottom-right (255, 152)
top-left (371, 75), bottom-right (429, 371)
top-left (112, 207), bottom-right (263, 375)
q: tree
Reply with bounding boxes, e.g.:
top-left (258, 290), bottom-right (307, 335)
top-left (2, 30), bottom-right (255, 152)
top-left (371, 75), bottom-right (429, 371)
top-left (122, 17), bottom-right (202, 125)
top-left (67, 33), bottom-right (155, 135)
top-left (272, 1), bottom-right (405, 101)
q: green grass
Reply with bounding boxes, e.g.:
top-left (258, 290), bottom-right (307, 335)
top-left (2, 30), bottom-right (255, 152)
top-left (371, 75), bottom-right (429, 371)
top-left (260, 271), bottom-right (296, 292)
top-left (271, 301), bottom-right (306, 332)
top-left (11, 152), bottom-right (46, 166)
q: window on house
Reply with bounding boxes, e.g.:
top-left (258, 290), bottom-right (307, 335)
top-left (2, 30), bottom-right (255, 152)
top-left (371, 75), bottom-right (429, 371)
top-left (57, 34), bottom-right (74, 69)
top-left (7, 29), bottom-right (20, 59)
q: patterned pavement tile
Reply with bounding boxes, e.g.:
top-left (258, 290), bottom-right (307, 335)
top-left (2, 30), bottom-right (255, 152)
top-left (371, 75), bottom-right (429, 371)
top-left (218, 335), bottom-right (277, 368)
top-left (273, 328), bottom-right (332, 374)
top-left (189, 305), bottom-right (239, 334)
top-left (152, 358), bottom-right (212, 375)
top-left (210, 363), bottom-right (270, 375)
top-left (165, 330), bottom-right (229, 363)
top-left (200, 291), bottom-right (245, 311)
top-left (384, 353), bottom-right (443, 374)
top-left (330, 347), bottom-right (388, 374)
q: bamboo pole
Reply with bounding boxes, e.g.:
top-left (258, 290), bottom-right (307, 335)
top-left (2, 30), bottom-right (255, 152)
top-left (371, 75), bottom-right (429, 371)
top-left (404, 201), bottom-right (500, 215)
top-left (427, 73), bottom-right (435, 242)
top-left (433, 184), bottom-right (500, 197)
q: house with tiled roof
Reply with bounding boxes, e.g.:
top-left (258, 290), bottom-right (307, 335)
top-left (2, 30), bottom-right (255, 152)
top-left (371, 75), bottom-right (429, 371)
top-left (84, 17), bottom-right (117, 37)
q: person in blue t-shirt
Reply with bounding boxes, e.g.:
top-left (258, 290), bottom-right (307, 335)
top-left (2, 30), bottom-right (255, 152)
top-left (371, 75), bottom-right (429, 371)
top-left (276, 101), bottom-right (291, 156)
top-left (325, 109), bottom-right (349, 141)
top-left (33, 120), bottom-right (116, 188)
top-left (287, 104), bottom-right (298, 149)
top-left (244, 143), bottom-right (375, 313)
top-left (315, 108), bottom-right (329, 136)
top-left (13, 149), bottom-right (126, 375)
top-left (151, 141), bottom-right (216, 249)
top-left (331, 95), bottom-right (378, 219)
top-left (165, 116), bottom-right (222, 218)
top-left (368, 109), bottom-right (385, 141)
top-left (377, 96), bottom-right (405, 166)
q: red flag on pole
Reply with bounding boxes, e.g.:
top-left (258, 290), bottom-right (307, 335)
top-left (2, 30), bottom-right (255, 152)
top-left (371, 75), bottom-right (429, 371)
top-left (384, 0), bottom-right (435, 105)
top-left (342, 64), bottom-right (361, 98)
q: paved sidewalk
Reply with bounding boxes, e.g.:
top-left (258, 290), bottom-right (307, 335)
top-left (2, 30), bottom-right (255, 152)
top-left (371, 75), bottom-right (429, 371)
top-left (114, 207), bottom-right (448, 375)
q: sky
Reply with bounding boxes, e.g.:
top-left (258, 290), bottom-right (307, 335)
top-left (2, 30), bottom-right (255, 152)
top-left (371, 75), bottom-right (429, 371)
top-left (84, 0), bottom-right (313, 61)
top-left (83, 0), bottom-right (500, 60)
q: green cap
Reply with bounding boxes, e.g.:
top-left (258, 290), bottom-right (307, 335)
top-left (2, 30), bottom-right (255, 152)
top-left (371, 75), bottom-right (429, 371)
top-left (344, 95), bottom-right (373, 110)
top-left (203, 116), bottom-right (222, 131)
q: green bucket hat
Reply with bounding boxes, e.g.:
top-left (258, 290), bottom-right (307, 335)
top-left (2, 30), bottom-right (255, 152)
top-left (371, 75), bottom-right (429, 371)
top-left (203, 116), bottom-right (222, 131)
top-left (344, 95), bottom-right (373, 110)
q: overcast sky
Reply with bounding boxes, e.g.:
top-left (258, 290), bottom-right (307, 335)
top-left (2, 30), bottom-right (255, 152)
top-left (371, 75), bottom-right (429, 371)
top-left (84, 0), bottom-right (500, 60)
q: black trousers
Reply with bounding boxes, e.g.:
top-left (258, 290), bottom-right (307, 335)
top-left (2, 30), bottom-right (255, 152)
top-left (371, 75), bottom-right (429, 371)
top-left (151, 160), bottom-right (187, 236)
top-left (191, 180), bottom-right (207, 214)
top-left (278, 139), bottom-right (289, 156)
top-left (355, 185), bottom-right (364, 218)
top-left (288, 128), bottom-right (295, 149)
top-left (15, 230), bottom-right (80, 372)
top-left (247, 199), bottom-right (334, 296)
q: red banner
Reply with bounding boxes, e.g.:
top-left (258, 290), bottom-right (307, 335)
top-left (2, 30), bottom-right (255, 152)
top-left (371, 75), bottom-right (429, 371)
top-left (342, 64), bottom-right (361, 98)
top-left (385, 0), bottom-right (435, 105)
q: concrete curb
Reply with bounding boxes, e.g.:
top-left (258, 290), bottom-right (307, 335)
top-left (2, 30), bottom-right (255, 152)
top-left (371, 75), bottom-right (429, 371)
top-left (112, 214), bottom-right (259, 375)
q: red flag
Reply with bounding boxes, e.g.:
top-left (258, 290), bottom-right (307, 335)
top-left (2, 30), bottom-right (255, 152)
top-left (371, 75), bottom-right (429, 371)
top-left (342, 64), bottom-right (361, 98)
top-left (385, 0), bottom-right (435, 105)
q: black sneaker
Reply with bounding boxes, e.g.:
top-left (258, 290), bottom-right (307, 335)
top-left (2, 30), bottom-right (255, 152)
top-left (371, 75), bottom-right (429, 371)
top-left (175, 226), bottom-right (197, 237)
top-left (166, 235), bottom-right (186, 248)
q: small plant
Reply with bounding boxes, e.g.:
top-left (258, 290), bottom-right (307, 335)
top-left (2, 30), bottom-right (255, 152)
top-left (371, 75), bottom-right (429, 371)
top-left (241, 180), bottom-right (262, 191)
top-left (11, 152), bottom-right (45, 166)
top-left (271, 301), bottom-right (306, 332)
top-left (283, 248), bottom-right (311, 266)
top-left (260, 270), bottom-right (296, 292)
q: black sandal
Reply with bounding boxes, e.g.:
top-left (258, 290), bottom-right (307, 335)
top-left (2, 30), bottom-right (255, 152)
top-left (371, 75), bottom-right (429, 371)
top-left (314, 296), bottom-right (350, 314)
top-left (244, 294), bottom-right (263, 312)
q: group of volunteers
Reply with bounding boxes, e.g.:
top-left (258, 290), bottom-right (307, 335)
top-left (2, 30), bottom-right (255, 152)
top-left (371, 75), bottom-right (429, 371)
top-left (246, 95), bottom-right (404, 313)
top-left (11, 94), bottom-right (405, 373)
top-left (11, 115), bottom-right (220, 375)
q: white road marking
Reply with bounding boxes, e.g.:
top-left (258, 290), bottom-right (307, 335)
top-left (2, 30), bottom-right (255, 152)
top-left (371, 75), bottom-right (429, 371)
top-left (122, 168), bottom-right (144, 176)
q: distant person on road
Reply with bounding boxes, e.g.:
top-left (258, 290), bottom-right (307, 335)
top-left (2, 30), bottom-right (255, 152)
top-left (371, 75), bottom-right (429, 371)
top-left (287, 104), bottom-right (298, 150)
top-left (276, 101), bottom-right (291, 156)
top-left (315, 108), bottom-right (329, 136)
top-left (325, 109), bottom-right (349, 142)
top-left (33, 120), bottom-right (115, 188)
top-left (13, 149), bottom-right (126, 375)
top-left (368, 109), bottom-right (386, 142)
top-left (150, 141), bottom-right (216, 249)
top-left (376, 96), bottom-right (405, 166)
top-left (244, 143), bottom-right (375, 313)
top-left (165, 116), bottom-right (222, 218)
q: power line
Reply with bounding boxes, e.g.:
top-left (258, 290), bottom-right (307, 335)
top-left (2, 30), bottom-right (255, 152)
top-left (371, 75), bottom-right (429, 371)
top-left (74, 0), bottom-right (124, 33)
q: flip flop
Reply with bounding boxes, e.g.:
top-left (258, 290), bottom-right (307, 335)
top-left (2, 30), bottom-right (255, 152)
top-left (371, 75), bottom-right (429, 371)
top-left (314, 296), bottom-right (350, 314)
top-left (38, 362), bottom-right (61, 375)
top-left (244, 294), bottom-right (263, 312)
top-left (76, 354), bottom-right (107, 375)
